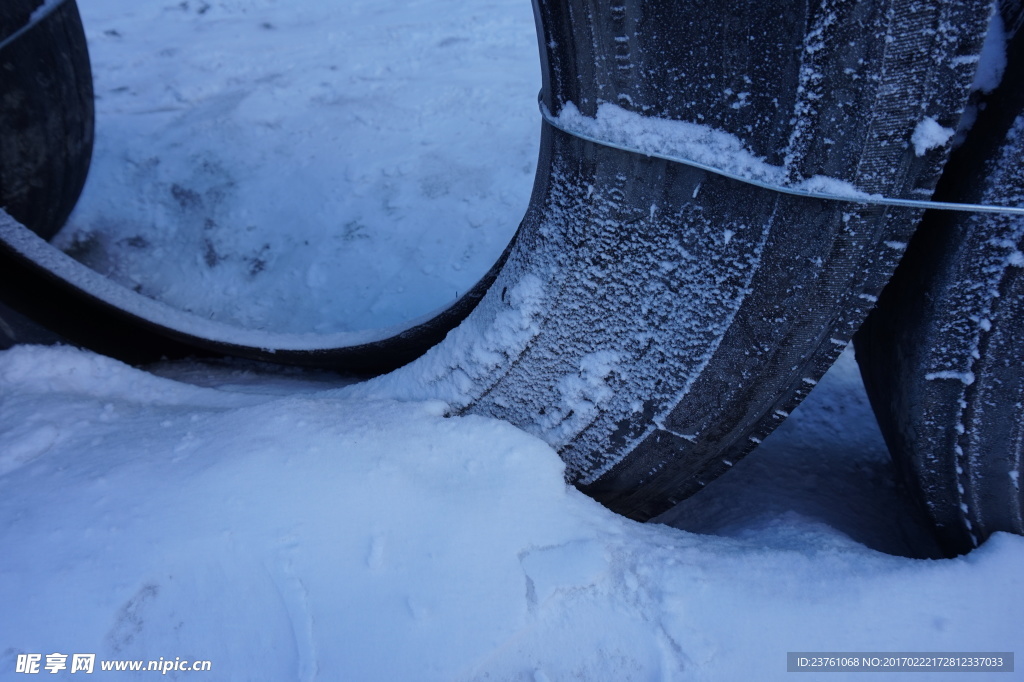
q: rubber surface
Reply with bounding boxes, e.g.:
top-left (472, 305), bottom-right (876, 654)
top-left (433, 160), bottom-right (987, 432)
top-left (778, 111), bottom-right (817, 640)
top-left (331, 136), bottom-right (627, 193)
top-left (421, 0), bottom-right (992, 520)
top-left (0, 204), bottom-right (510, 370)
top-left (0, 0), bottom-right (995, 518)
top-left (856, 3), bottom-right (1024, 556)
top-left (0, 0), bottom-right (93, 241)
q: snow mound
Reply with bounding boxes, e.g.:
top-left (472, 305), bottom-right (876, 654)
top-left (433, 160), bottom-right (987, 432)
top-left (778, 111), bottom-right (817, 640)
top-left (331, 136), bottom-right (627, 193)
top-left (1, 345), bottom-right (1021, 681)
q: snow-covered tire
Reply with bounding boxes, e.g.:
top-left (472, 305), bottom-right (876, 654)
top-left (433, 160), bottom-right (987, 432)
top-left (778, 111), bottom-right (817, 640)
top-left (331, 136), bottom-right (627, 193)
top-left (372, 0), bottom-right (994, 519)
top-left (0, 0), bottom-right (93, 241)
top-left (0, 0), bottom-right (993, 517)
top-left (855, 6), bottom-right (1024, 556)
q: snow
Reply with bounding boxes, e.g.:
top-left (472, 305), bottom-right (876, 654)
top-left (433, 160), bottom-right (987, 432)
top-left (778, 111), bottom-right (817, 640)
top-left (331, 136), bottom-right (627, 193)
top-left (971, 4), bottom-right (1008, 94)
top-left (925, 370), bottom-right (977, 385)
top-left (1, 214), bottom-right (453, 350)
top-left (55, 0), bottom-right (539, 335)
top-left (29, 0), bottom-right (68, 23)
top-left (911, 117), bottom-right (956, 157)
top-left (1, 345), bottom-right (1022, 680)
top-left (549, 102), bottom-right (873, 200)
top-left (2, 0), bottom-right (1023, 678)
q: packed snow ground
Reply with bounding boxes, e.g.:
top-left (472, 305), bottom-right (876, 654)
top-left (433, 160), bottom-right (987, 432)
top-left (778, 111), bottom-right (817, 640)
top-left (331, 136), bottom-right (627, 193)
top-left (2, 0), bottom-right (1022, 680)
top-left (1, 344), bottom-right (1022, 680)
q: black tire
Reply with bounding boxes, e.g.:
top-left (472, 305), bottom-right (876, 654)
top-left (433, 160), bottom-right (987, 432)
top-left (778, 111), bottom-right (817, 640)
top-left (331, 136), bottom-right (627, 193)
top-left (0, 300), bottom-right (61, 349)
top-left (0, 0), bottom-right (503, 373)
top-left (0, 202), bottom-right (509, 370)
top-left (855, 3), bottom-right (1024, 556)
top-left (0, 0), bottom-right (93, 240)
top-left (388, 0), bottom-right (993, 519)
top-left (0, 0), bottom-right (993, 518)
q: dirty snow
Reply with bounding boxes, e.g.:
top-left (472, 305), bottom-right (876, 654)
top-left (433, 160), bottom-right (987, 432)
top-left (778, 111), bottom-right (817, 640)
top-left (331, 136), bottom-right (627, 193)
top-left (55, 0), bottom-right (538, 335)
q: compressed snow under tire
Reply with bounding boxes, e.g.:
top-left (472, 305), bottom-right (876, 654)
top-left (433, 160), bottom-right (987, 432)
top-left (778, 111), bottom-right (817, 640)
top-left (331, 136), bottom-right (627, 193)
top-left (855, 6), bottom-right (1024, 557)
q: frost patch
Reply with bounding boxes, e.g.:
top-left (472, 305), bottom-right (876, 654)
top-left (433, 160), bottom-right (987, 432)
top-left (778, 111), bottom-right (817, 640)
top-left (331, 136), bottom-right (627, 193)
top-left (537, 350), bottom-right (623, 438)
top-left (551, 102), bottom-right (870, 199)
top-left (559, 350), bottom-right (622, 409)
top-left (924, 370), bottom-right (976, 385)
top-left (351, 273), bottom-right (548, 406)
top-left (911, 118), bottom-right (955, 157)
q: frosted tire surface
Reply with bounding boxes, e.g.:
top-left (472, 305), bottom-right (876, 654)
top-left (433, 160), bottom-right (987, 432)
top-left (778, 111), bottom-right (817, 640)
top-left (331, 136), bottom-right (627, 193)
top-left (855, 5), bottom-right (1024, 557)
top-left (392, 0), bottom-right (994, 520)
top-left (0, 0), bottom-right (93, 241)
top-left (0, 0), bottom-right (997, 520)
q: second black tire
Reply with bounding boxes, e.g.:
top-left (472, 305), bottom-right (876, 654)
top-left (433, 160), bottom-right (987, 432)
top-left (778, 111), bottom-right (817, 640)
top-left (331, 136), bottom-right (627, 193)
top-left (856, 2), bottom-right (1024, 556)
